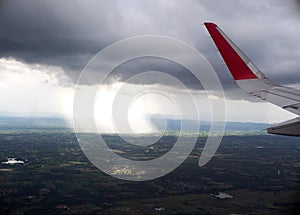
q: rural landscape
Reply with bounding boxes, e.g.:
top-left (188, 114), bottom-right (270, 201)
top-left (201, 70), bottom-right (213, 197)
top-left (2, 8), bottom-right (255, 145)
top-left (0, 117), bottom-right (299, 214)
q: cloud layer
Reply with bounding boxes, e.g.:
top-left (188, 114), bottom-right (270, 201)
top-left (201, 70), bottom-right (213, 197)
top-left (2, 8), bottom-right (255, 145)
top-left (1, 0), bottom-right (300, 89)
top-left (0, 0), bottom-right (299, 124)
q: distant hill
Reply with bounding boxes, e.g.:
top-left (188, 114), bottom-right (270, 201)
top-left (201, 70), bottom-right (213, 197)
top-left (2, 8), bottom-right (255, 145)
top-left (0, 116), bottom-right (270, 134)
top-left (0, 117), bottom-right (70, 132)
top-left (150, 117), bottom-right (270, 132)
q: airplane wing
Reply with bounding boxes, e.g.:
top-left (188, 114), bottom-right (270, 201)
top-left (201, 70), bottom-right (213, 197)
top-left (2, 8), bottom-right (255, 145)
top-left (204, 22), bottom-right (300, 136)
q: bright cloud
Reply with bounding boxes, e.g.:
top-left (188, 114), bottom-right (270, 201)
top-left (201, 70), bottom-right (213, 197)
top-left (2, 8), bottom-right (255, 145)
top-left (0, 58), bottom-right (73, 117)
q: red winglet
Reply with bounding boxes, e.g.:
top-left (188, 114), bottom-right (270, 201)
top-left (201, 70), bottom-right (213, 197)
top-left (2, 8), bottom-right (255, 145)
top-left (204, 22), bottom-right (257, 80)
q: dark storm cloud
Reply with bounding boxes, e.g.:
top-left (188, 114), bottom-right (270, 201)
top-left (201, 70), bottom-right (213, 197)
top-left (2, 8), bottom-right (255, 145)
top-left (106, 57), bottom-right (203, 90)
top-left (0, 0), bottom-right (124, 81)
top-left (0, 0), bottom-right (300, 93)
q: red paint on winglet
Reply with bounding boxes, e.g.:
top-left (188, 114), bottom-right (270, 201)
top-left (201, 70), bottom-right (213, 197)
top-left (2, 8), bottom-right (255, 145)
top-left (204, 22), bottom-right (257, 80)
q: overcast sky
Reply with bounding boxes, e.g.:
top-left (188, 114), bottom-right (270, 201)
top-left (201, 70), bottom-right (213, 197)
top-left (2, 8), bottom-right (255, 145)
top-left (0, 0), bottom-right (299, 131)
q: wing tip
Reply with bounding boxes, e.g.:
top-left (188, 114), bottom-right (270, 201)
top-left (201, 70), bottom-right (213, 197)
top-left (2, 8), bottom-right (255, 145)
top-left (204, 22), bottom-right (217, 28)
top-left (203, 21), bottom-right (258, 81)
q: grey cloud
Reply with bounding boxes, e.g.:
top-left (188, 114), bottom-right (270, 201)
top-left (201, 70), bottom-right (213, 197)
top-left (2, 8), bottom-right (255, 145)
top-left (105, 57), bottom-right (203, 90)
top-left (0, 0), bottom-right (123, 76)
top-left (0, 0), bottom-right (300, 94)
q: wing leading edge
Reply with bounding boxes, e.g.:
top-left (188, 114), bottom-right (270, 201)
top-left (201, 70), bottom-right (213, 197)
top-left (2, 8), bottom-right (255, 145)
top-left (204, 22), bottom-right (300, 136)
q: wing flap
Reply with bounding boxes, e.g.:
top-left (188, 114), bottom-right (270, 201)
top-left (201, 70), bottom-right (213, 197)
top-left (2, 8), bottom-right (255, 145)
top-left (268, 117), bottom-right (300, 136)
top-left (246, 86), bottom-right (300, 115)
